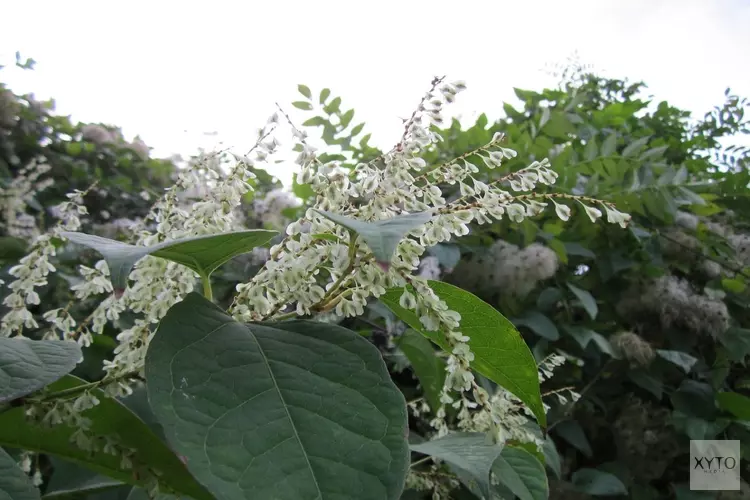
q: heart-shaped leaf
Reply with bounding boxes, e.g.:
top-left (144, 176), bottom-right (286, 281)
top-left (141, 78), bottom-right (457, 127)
top-left (381, 281), bottom-right (546, 427)
top-left (410, 432), bottom-right (503, 499)
top-left (145, 292), bottom-right (409, 500)
top-left (0, 337), bottom-right (81, 404)
top-left (492, 445), bottom-right (548, 500)
top-left (0, 376), bottom-right (211, 500)
top-left (62, 230), bottom-right (277, 290)
top-left (0, 447), bottom-right (40, 500)
top-left (314, 210), bottom-right (432, 266)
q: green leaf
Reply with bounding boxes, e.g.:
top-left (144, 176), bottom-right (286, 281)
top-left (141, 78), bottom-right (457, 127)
top-left (627, 370), bottom-right (663, 399)
top-left (512, 311), bottom-right (559, 341)
top-left (351, 123), bottom-right (365, 136)
top-left (0, 338), bottom-right (81, 403)
top-left (292, 101), bottom-right (313, 111)
top-left (319, 88), bottom-right (330, 104)
top-left (584, 138), bottom-right (598, 162)
top-left (491, 445), bottom-right (548, 500)
top-left (554, 420), bottom-right (592, 458)
top-left (397, 329), bottom-right (445, 412)
top-left (539, 108), bottom-right (551, 130)
top-left (145, 292), bottom-right (409, 500)
top-left (43, 458), bottom-right (124, 499)
top-left (571, 468), bottom-right (627, 496)
top-left (381, 281), bottom-right (546, 427)
top-left (0, 236), bottom-right (28, 261)
top-left (314, 210), bottom-right (432, 266)
top-left (62, 230), bottom-right (276, 290)
top-left (340, 109), bottom-right (355, 128)
top-left (302, 116), bottom-right (327, 127)
top-left (719, 328), bottom-right (750, 362)
top-left (566, 283), bottom-right (598, 320)
top-left (297, 84), bottom-right (311, 99)
top-left (542, 436), bottom-right (561, 479)
top-left (622, 136), bottom-right (650, 157)
top-left (0, 376), bottom-right (211, 499)
top-left (410, 432), bottom-right (502, 499)
top-left (601, 133), bottom-right (617, 157)
top-left (0, 447), bottom-right (40, 500)
top-left (656, 349), bottom-right (698, 373)
top-left (717, 392), bottom-right (750, 420)
top-left (324, 97), bottom-right (342, 114)
top-left (671, 380), bottom-right (716, 420)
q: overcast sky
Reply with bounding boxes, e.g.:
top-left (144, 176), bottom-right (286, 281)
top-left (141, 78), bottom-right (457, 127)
top-left (2, 0), bottom-right (749, 185)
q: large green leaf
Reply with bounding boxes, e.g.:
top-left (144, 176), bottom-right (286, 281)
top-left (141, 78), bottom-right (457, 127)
top-left (0, 337), bottom-right (82, 403)
top-left (381, 281), bottom-right (546, 428)
top-left (0, 376), bottom-right (212, 500)
top-left (397, 329), bottom-right (446, 412)
top-left (61, 230), bottom-right (277, 289)
top-left (410, 432), bottom-right (503, 499)
top-left (656, 349), bottom-right (698, 374)
top-left (491, 445), bottom-right (548, 500)
top-left (314, 210), bottom-right (432, 266)
top-left (145, 292), bottom-right (409, 500)
top-left (0, 446), bottom-right (40, 500)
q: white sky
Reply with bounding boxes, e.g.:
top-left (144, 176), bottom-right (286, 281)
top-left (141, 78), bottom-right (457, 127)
top-left (1, 0), bottom-right (749, 186)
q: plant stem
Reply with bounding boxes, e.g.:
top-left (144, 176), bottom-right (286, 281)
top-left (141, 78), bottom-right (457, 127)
top-left (202, 275), bottom-right (213, 301)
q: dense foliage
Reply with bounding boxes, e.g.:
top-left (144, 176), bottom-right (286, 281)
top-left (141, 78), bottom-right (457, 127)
top-left (0, 50), bottom-right (748, 500)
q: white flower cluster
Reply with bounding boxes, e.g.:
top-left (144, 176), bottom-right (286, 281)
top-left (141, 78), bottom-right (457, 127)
top-left (1, 186), bottom-right (91, 337)
top-left (617, 275), bottom-right (730, 338)
top-left (0, 158), bottom-right (53, 240)
top-left (447, 239), bottom-right (559, 299)
top-left (231, 77), bottom-right (627, 436)
top-left (460, 353), bottom-right (576, 447)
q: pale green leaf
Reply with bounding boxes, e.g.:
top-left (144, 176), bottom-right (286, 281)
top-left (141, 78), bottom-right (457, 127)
top-left (622, 136), bottom-right (650, 157)
top-left (0, 376), bottom-right (211, 500)
top-left (491, 445), bottom-right (548, 500)
top-left (566, 283), bottom-right (598, 320)
top-left (297, 84), bottom-right (311, 99)
top-left (62, 229), bottom-right (276, 289)
top-left (411, 432), bottom-right (502, 499)
top-left (319, 89), bottom-right (330, 104)
top-left (314, 210), bottom-right (432, 266)
top-left (584, 138), bottom-right (598, 162)
top-left (381, 281), bottom-right (546, 427)
top-left (0, 447), bottom-right (40, 500)
top-left (571, 468), bottom-right (627, 496)
top-left (292, 101), bottom-right (313, 110)
top-left (397, 329), bottom-right (445, 412)
top-left (656, 349), bottom-right (698, 373)
top-left (145, 292), bottom-right (409, 500)
top-left (0, 337), bottom-right (81, 403)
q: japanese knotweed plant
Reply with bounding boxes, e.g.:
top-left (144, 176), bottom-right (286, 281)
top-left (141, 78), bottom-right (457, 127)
top-left (0, 77), bottom-right (630, 500)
